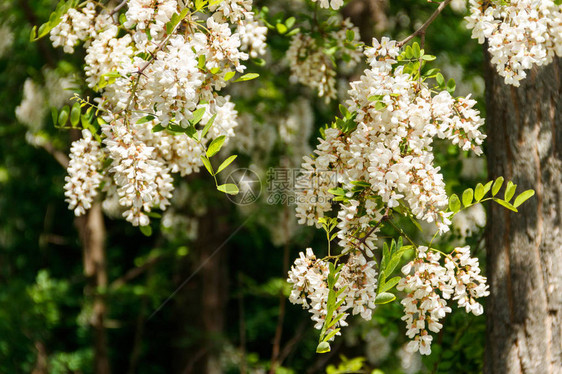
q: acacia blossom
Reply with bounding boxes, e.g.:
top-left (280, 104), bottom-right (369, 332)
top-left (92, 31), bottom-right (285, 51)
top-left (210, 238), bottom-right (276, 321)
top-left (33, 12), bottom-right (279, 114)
top-left (47, 0), bottom-right (267, 225)
top-left (286, 17), bottom-right (362, 101)
top-left (397, 246), bottom-right (489, 355)
top-left (287, 248), bottom-right (378, 337)
top-left (296, 37), bottom-right (486, 254)
top-left (466, 0), bottom-right (562, 86)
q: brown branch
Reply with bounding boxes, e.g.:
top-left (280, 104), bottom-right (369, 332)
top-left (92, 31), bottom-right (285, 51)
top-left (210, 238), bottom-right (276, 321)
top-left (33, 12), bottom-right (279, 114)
top-left (75, 203), bottom-right (111, 374)
top-left (269, 205), bottom-right (291, 373)
top-left (110, 0), bottom-right (128, 16)
top-left (397, 0), bottom-right (453, 47)
top-left (109, 255), bottom-right (163, 290)
top-left (277, 320), bottom-right (308, 365)
top-left (38, 140), bottom-right (69, 168)
top-left (238, 275), bottom-right (247, 374)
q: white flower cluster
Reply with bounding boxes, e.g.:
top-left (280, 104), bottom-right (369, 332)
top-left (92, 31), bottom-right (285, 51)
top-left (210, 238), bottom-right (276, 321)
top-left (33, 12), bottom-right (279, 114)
top-left (397, 246), bottom-right (489, 355)
top-left (286, 18), bottom-right (362, 101)
top-left (466, 0), bottom-right (562, 86)
top-left (0, 23), bottom-right (14, 58)
top-left (15, 79), bottom-right (46, 131)
top-left (311, 0), bottom-right (344, 11)
top-left (287, 248), bottom-right (377, 336)
top-left (50, 2), bottom-right (97, 53)
top-left (64, 130), bottom-right (104, 216)
top-left (295, 37), bottom-right (486, 253)
top-left (47, 0), bottom-right (267, 225)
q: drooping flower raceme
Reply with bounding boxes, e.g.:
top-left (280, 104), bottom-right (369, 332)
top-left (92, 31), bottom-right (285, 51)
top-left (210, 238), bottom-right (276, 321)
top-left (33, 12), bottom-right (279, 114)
top-left (466, 0), bottom-right (562, 86)
top-left (47, 0), bottom-right (268, 225)
top-left (287, 248), bottom-right (378, 338)
top-left (286, 17), bottom-right (362, 101)
top-left (397, 246), bottom-right (489, 355)
top-left (289, 37), bottom-right (488, 352)
top-left (295, 37), bottom-right (486, 253)
top-left (64, 129), bottom-right (104, 216)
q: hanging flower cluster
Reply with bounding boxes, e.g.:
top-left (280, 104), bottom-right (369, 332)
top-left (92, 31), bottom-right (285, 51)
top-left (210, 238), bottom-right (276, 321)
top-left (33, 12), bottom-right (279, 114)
top-left (287, 248), bottom-right (378, 338)
top-left (295, 37), bottom-right (486, 252)
top-left (397, 246), bottom-right (489, 355)
top-left (466, 0), bottom-right (562, 86)
top-left (286, 17), bottom-right (362, 101)
top-left (44, 0), bottom-right (268, 225)
top-left (288, 36), bottom-right (492, 354)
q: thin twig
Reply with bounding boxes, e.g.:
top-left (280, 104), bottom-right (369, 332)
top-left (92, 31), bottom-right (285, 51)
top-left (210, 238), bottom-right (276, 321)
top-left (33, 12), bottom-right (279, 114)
top-left (238, 275), bottom-right (247, 374)
top-left (269, 203), bottom-right (291, 373)
top-left (110, 0), bottom-right (128, 16)
top-left (397, 0), bottom-right (453, 48)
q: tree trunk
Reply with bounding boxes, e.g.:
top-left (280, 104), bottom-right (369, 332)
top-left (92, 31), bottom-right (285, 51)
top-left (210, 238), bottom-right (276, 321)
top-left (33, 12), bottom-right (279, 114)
top-left (484, 54), bottom-right (562, 373)
top-left (173, 206), bottom-right (230, 374)
top-left (76, 203), bottom-right (111, 374)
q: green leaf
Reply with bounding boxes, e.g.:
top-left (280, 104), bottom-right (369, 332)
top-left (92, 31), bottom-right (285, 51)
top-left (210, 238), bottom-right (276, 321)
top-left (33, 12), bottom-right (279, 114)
top-left (234, 73), bottom-right (259, 82)
top-left (217, 183), bottom-right (239, 195)
top-left (326, 312), bottom-right (346, 330)
top-left (412, 42), bottom-right (421, 58)
top-left (200, 155), bottom-right (213, 175)
top-left (436, 73), bottom-right (445, 86)
top-left (58, 105), bottom-right (69, 126)
top-left (446, 78), bottom-right (456, 94)
top-left (224, 71), bottom-right (236, 81)
top-left (322, 328), bottom-right (341, 344)
top-left (206, 135), bottom-right (226, 157)
top-left (195, 0), bottom-right (207, 10)
top-left (493, 198), bottom-right (518, 212)
top-left (216, 155), bottom-right (237, 174)
top-left (70, 102), bottom-right (81, 127)
top-left (191, 107), bottom-right (206, 126)
top-left (483, 180), bottom-right (493, 196)
top-left (449, 193), bottom-right (461, 212)
top-left (513, 189), bottom-right (535, 208)
top-left (200, 114), bottom-right (216, 139)
top-left (405, 45), bottom-right (413, 59)
top-left (152, 124), bottom-right (166, 132)
top-left (140, 225), bottom-right (152, 237)
top-left (379, 276), bottom-right (401, 294)
top-left (374, 101), bottom-right (387, 111)
top-left (474, 183), bottom-right (485, 201)
top-left (286, 27), bottom-right (300, 37)
top-left (384, 252), bottom-right (403, 278)
top-left (136, 115), bottom-right (155, 124)
top-left (316, 341), bottom-right (331, 354)
top-left (462, 188), bottom-right (474, 207)
top-left (285, 16), bottom-right (296, 29)
top-left (504, 181), bottom-right (517, 203)
top-left (375, 292), bottom-right (396, 304)
top-left (422, 54), bottom-right (436, 61)
top-left (346, 29), bottom-right (355, 41)
top-left (492, 176), bottom-right (504, 196)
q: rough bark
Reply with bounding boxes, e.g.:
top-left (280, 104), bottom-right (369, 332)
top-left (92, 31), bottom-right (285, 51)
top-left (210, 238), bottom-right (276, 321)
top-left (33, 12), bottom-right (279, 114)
top-left (484, 54), bottom-right (562, 374)
top-left (76, 203), bottom-right (111, 374)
